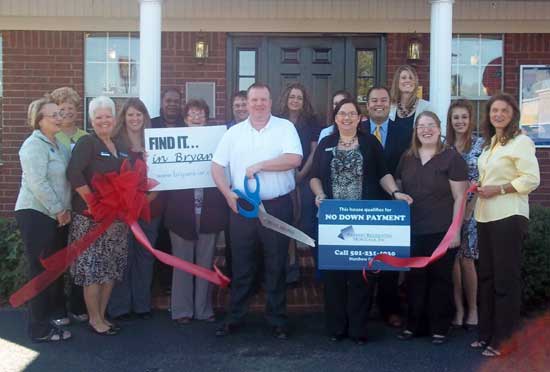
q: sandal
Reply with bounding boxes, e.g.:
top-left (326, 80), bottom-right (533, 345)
top-left (204, 315), bottom-right (216, 323)
top-left (482, 346), bottom-right (502, 357)
top-left (176, 317), bottom-right (192, 325)
top-left (33, 326), bottom-right (72, 343)
top-left (470, 340), bottom-right (487, 349)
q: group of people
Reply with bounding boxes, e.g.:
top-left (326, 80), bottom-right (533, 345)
top-left (15, 65), bottom-right (540, 358)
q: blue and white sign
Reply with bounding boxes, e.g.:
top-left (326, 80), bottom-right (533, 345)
top-left (318, 200), bottom-right (410, 271)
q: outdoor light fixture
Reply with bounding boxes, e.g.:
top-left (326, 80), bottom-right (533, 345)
top-left (407, 37), bottom-right (422, 61)
top-left (194, 34), bottom-right (209, 60)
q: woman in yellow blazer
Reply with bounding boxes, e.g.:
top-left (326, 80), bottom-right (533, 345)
top-left (472, 93), bottom-right (540, 357)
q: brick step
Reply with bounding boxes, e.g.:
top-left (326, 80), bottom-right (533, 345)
top-left (152, 247), bottom-right (324, 312)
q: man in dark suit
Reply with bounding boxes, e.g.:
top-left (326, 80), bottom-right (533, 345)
top-left (365, 86), bottom-right (412, 328)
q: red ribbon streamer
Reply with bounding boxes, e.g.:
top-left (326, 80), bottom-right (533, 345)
top-left (363, 184), bottom-right (478, 278)
top-left (10, 159), bottom-right (229, 308)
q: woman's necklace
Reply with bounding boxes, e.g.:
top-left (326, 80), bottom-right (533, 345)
top-left (397, 98), bottom-right (417, 118)
top-left (338, 135), bottom-right (357, 148)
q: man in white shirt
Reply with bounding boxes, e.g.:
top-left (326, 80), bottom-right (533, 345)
top-left (211, 83), bottom-right (303, 339)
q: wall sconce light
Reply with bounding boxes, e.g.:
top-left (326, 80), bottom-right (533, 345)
top-left (407, 37), bottom-right (422, 62)
top-left (194, 35), bottom-right (209, 61)
top-left (470, 55), bottom-right (479, 66)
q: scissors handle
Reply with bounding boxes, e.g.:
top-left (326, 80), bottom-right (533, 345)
top-left (233, 174), bottom-right (261, 218)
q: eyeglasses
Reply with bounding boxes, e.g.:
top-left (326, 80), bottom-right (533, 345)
top-left (43, 112), bottom-right (63, 119)
top-left (187, 112), bottom-right (205, 119)
top-left (336, 112), bottom-right (359, 119)
top-left (416, 123), bottom-right (438, 130)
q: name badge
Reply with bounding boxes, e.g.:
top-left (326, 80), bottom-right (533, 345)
top-left (99, 151), bottom-right (111, 157)
top-left (325, 147), bottom-right (335, 152)
top-left (119, 152), bottom-right (128, 158)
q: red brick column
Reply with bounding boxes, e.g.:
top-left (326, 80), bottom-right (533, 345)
top-left (0, 31), bottom-right (84, 216)
top-left (386, 33), bottom-right (431, 100)
top-left (161, 32), bottom-right (227, 124)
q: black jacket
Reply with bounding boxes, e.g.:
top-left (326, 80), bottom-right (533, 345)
top-left (311, 131), bottom-right (390, 200)
top-left (164, 188), bottom-right (228, 240)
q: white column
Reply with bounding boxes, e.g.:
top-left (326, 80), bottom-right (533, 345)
top-left (429, 0), bottom-right (454, 134)
top-left (139, 0), bottom-right (163, 118)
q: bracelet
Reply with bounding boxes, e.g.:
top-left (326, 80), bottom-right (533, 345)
top-left (391, 190), bottom-right (401, 199)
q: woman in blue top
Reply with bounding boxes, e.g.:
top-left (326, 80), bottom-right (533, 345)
top-left (445, 99), bottom-right (484, 330)
top-left (15, 95), bottom-right (72, 342)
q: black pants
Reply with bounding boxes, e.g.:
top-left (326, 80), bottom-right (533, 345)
top-left (15, 209), bottom-right (68, 339)
top-left (377, 271), bottom-right (401, 320)
top-left (477, 215), bottom-right (527, 348)
top-left (323, 270), bottom-right (375, 339)
top-left (226, 194), bottom-right (292, 328)
top-left (406, 232), bottom-right (456, 336)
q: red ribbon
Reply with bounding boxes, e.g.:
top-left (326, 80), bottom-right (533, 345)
top-left (363, 184), bottom-right (478, 279)
top-left (10, 159), bottom-right (229, 308)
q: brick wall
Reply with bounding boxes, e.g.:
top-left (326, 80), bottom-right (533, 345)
top-left (0, 31), bottom-right (84, 216)
top-left (161, 32), bottom-right (227, 124)
top-left (387, 33), bottom-right (550, 207)
top-left (504, 34), bottom-right (550, 206)
top-left (0, 31), bottom-right (228, 216)
top-left (386, 33), bottom-right (431, 100)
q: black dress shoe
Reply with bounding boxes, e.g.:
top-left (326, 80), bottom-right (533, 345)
top-left (113, 313), bottom-right (133, 321)
top-left (329, 333), bottom-right (346, 342)
top-left (135, 312), bottom-right (152, 320)
top-left (272, 326), bottom-right (289, 340)
top-left (215, 323), bottom-right (239, 337)
top-left (351, 337), bottom-right (367, 345)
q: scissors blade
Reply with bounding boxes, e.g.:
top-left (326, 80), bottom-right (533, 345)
top-left (257, 205), bottom-right (316, 247)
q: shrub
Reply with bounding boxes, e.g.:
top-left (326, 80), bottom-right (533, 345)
top-left (522, 204), bottom-right (550, 312)
top-left (0, 218), bottom-right (27, 304)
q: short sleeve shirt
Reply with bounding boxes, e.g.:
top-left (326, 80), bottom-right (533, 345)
top-left (396, 148), bottom-right (468, 235)
top-left (212, 115), bottom-right (303, 200)
top-left (67, 133), bottom-right (130, 214)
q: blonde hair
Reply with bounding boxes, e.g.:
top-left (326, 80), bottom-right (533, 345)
top-left (50, 86), bottom-right (81, 107)
top-left (27, 95), bottom-right (54, 130)
top-left (390, 65), bottom-right (419, 109)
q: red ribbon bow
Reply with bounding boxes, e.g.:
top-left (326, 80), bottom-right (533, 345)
top-left (10, 159), bottom-right (229, 308)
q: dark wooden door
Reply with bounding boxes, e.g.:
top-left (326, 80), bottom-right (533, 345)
top-left (227, 34), bottom-right (386, 124)
top-left (267, 37), bottom-right (346, 124)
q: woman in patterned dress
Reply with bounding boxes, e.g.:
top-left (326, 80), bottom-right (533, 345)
top-left (310, 98), bottom-right (412, 344)
top-left (445, 99), bottom-right (484, 330)
top-left (67, 96), bottom-right (130, 336)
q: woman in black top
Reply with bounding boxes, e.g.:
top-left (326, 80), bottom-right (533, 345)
top-left (67, 96), bottom-right (130, 336)
top-left (278, 83), bottom-right (321, 282)
top-left (395, 111), bottom-right (468, 344)
top-left (107, 98), bottom-right (161, 321)
top-left (310, 99), bottom-right (412, 344)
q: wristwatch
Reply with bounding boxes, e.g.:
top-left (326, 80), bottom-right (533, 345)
top-left (500, 185), bottom-right (506, 195)
top-left (391, 190), bottom-right (401, 199)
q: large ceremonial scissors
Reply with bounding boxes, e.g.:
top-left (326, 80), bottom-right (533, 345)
top-left (233, 174), bottom-right (315, 247)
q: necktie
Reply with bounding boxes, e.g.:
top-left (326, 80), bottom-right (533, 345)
top-left (374, 125), bottom-right (382, 144)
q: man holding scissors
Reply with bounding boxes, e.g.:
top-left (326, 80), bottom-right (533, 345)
top-left (212, 83), bottom-right (303, 339)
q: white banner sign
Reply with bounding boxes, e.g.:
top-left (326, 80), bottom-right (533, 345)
top-left (145, 126), bottom-right (226, 191)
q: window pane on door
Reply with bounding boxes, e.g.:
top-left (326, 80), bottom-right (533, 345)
top-left (239, 50), bottom-right (256, 76)
top-left (239, 77), bottom-right (255, 91)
